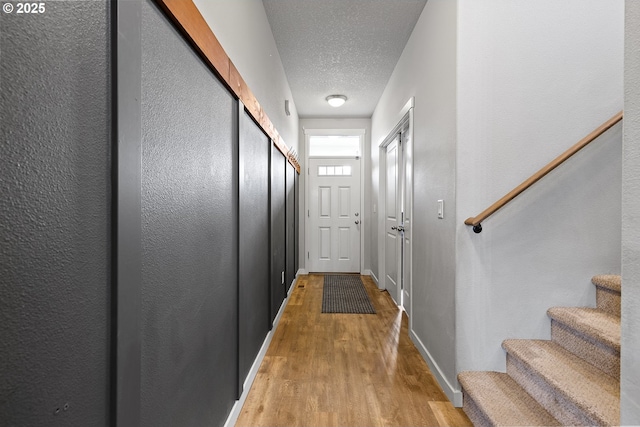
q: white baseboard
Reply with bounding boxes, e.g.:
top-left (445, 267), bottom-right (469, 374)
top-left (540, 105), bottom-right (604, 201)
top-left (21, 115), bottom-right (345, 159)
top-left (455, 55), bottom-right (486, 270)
top-left (410, 329), bottom-right (463, 407)
top-left (365, 269), bottom-right (379, 285)
top-left (287, 275), bottom-right (298, 297)
top-left (224, 281), bottom-right (293, 427)
top-left (297, 268), bottom-right (308, 276)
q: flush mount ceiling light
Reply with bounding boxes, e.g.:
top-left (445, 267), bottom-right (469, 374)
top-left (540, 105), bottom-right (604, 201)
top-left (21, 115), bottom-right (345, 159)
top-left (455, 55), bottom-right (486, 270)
top-left (326, 94), bottom-right (347, 108)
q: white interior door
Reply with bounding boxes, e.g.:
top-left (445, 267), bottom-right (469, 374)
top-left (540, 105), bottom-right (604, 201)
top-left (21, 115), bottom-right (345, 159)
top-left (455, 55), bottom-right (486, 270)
top-left (380, 105), bottom-right (413, 316)
top-left (401, 128), bottom-right (411, 319)
top-left (308, 158), bottom-right (361, 272)
top-left (384, 137), bottom-right (402, 304)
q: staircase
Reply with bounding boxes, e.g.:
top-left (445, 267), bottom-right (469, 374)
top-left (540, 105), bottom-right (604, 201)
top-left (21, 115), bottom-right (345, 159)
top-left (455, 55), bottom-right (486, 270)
top-left (458, 275), bottom-right (621, 426)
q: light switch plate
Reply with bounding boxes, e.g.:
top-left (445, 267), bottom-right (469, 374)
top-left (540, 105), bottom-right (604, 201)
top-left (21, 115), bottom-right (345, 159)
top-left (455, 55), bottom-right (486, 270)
top-left (437, 200), bottom-right (444, 219)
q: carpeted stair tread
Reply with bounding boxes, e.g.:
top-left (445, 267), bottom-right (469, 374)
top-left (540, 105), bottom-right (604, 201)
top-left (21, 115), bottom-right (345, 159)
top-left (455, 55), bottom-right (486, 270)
top-left (458, 371), bottom-right (561, 426)
top-left (592, 274), bottom-right (621, 293)
top-left (503, 339), bottom-right (619, 426)
top-left (547, 307), bottom-right (620, 351)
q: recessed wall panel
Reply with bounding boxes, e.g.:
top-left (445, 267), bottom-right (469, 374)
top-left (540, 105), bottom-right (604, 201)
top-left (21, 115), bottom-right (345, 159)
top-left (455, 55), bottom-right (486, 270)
top-left (285, 163), bottom-right (296, 291)
top-left (239, 110), bottom-right (270, 393)
top-left (386, 232), bottom-right (398, 279)
top-left (271, 147), bottom-right (286, 324)
top-left (386, 144), bottom-right (397, 219)
top-left (339, 186), bottom-right (351, 218)
top-left (141, 1), bottom-right (237, 425)
top-left (339, 227), bottom-right (351, 260)
top-left (319, 187), bottom-right (331, 218)
top-left (319, 227), bottom-right (331, 260)
top-left (0, 3), bottom-right (111, 425)
top-left (294, 173), bottom-right (300, 274)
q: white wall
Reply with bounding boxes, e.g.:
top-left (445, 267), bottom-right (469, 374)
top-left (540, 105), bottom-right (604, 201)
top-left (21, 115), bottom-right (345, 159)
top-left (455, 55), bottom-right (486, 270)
top-left (298, 118), bottom-right (372, 274)
top-left (371, 0), bottom-right (459, 403)
top-left (193, 0), bottom-right (299, 150)
top-left (456, 0), bottom-right (624, 381)
top-left (371, 0), bottom-right (623, 407)
top-left (622, 1), bottom-right (640, 423)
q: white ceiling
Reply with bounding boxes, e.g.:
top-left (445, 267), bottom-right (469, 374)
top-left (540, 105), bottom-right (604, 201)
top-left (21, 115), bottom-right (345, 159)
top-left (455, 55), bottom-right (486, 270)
top-left (262, 0), bottom-right (427, 118)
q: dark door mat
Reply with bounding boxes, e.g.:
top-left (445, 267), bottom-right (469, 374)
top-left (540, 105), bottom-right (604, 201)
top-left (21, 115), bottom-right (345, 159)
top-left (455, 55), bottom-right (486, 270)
top-left (321, 275), bottom-right (376, 314)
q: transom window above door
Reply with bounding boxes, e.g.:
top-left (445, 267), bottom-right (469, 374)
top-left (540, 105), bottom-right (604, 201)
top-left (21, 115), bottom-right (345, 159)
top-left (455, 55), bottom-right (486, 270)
top-left (308, 135), bottom-right (361, 158)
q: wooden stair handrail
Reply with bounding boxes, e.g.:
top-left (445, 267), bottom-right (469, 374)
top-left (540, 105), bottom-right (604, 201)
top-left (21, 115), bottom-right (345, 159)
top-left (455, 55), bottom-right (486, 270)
top-left (465, 111), bottom-right (623, 233)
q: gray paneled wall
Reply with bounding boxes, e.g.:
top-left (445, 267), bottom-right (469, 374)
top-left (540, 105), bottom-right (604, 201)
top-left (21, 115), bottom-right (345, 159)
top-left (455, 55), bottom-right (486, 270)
top-left (140, 1), bottom-right (238, 425)
top-left (286, 163), bottom-right (296, 291)
top-left (271, 147), bottom-right (287, 324)
top-left (295, 172), bottom-right (300, 275)
top-left (239, 110), bottom-right (271, 393)
top-left (0, 2), bottom-right (111, 426)
top-left (1, 1), bottom-right (298, 426)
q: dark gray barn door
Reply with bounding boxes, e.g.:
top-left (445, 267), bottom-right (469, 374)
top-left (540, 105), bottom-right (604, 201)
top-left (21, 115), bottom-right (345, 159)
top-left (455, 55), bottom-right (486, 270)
top-left (238, 109), bottom-right (271, 393)
top-left (140, 1), bottom-right (238, 425)
top-left (270, 146), bottom-right (287, 324)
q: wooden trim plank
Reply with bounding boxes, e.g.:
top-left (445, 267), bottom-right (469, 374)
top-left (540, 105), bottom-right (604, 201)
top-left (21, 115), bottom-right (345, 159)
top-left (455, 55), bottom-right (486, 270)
top-left (228, 61), bottom-right (245, 101)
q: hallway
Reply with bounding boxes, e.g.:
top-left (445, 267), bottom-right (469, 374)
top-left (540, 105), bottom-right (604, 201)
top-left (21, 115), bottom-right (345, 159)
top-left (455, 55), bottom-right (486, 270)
top-left (3, 1), bottom-right (638, 425)
top-left (236, 275), bottom-right (471, 427)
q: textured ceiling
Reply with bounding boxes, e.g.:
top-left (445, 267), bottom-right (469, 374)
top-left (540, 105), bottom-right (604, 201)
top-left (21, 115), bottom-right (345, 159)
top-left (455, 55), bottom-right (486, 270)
top-left (262, 0), bottom-right (427, 118)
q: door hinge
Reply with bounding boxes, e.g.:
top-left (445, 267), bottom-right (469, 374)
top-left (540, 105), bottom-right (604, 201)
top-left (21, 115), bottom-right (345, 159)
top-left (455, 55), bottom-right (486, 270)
top-left (308, 209), bottom-right (310, 217)
top-left (307, 251), bottom-right (309, 259)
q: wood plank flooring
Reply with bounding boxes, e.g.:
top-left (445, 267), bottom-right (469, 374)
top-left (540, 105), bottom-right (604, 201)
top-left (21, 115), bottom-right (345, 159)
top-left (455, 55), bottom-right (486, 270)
top-left (236, 274), bottom-right (471, 427)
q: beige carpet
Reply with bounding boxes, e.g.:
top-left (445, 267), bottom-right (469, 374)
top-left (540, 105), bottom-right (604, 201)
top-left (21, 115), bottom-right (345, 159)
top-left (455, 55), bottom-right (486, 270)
top-left (458, 275), bottom-right (621, 426)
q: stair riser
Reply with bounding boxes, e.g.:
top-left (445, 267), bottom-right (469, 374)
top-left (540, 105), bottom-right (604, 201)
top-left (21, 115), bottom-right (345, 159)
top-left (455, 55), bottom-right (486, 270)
top-left (461, 392), bottom-right (492, 427)
top-left (551, 321), bottom-right (620, 379)
top-left (506, 353), bottom-right (599, 426)
top-left (596, 286), bottom-right (621, 317)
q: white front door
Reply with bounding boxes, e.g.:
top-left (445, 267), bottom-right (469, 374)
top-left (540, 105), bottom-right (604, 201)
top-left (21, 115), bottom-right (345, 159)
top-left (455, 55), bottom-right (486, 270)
top-left (308, 158), bottom-right (361, 272)
top-left (384, 137), bottom-right (402, 304)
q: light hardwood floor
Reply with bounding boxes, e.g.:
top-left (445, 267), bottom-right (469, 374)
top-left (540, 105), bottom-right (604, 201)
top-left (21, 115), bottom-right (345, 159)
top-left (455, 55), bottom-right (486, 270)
top-left (236, 274), bottom-right (472, 427)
